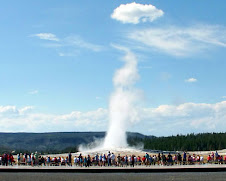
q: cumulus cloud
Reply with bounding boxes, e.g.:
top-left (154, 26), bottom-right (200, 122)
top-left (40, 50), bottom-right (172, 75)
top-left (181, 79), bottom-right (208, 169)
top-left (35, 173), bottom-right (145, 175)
top-left (0, 106), bottom-right (108, 132)
top-left (140, 101), bottom-right (226, 136)
top-left (32, 33), bottom-right (59, 41)
top-left (0, 106), bottom-right (33, 118)
top-left (128, 25), bottom-right (226, 56)
top-left (222, 96), bottom-right (226, 99)
top-left (19, 106), bottom-right (33, 115)
top-left (1, 101), bottom-right (226, 136)
top-left (185, 78), bottom-right (197, 83)
top-left (111, 2), bottom-right (164, 24)
top-left (0, 106), bottom-right (18, 116)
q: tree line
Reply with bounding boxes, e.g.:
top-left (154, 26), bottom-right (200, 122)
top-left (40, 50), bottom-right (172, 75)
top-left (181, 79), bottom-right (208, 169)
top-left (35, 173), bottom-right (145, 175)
top-left (138, 132), bottom-right (226, 151)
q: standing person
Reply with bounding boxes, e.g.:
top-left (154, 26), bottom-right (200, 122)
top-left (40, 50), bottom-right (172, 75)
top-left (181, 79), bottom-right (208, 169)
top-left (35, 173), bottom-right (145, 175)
top-left (142, 156), bottom-right (146, 166)
top-left (8, 154), bottom-right (12, 166)
top-left (137, 156), bottom-right (141, 165)
top-left (111, 153), bottom-right (115, 166)
top-left (17, 153), bottom-right (20, 165)
top-left (224, 155), bottom-right (226, 164)
top-left (87, 155), bottom-right (91, 167)
top-left (200, 155), bottom-right (204, 164)
top-left (20, 153), bottom-right (23, 165)
top-left (125, 155), bottom-right (128, 166)
top-left (24, 153), bottom-right (27, 165)
top-left (162, 154), bottom-right (166, 165)
top-left (131, 155), bottom-right (135, 167)
top-left (173, 154), bottom-right (178, 165)
top-left (183, 151), bottom-right (187, 165)
top-left (47, 156), bottom-right (50, 166)
top-left (128, 155), bottom-right (132, 166)
top-left (99, 154), bottom-right (103, 166)
top-left (157, 153), bottom-right (161, 165)
top-left (149, 155), bottom-right (153, 165)
top-left (145, 153), bottom-right (150, 166)
top-left (211, 152), bottom-right (214, 161)
top-left (167, 153), bottom-right (172, 165)
top-left (74, 156), bottom-right (77, 166)
top-left (28, 154), bottom-right (31, 165)
top-left (94, 153), bottom-right (99, 166)
top-left (78, 153), bottom-right (83, 167)
top-left (215, 151), bottom-right (219, 161)
top-left (117, 154), bottom-right (121, 167)
top-left (134, 155), bottom-right (137, 166)
top-left (178, 153), bottom-right (182, 165)
top-left (107, 151), bottom-right (111, 166)
top-left (153, 155), bottom-right (157, 165)
top-left (65, 157), bottom-right (68, 166)
top-left (40, 156), bottom-right (45, 166)
top-left (6, 153), bottom-right (9, 166)
top-left (207, 155), bottom-right (211, 163)
top-left (84, 156), bottom-right (87, 167)
top-left (31, 153), bottom-right (34, 166)
top-left (68, 153), bottom-right (72, 166)
top-left (103, 154), bottom-right (106, 166)
top-left (34, 152), bottom-right (38, 166)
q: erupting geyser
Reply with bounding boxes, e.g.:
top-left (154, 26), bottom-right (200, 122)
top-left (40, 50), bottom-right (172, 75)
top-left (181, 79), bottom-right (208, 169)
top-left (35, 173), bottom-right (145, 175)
top-left (103, 47), bottom-right (141, 149)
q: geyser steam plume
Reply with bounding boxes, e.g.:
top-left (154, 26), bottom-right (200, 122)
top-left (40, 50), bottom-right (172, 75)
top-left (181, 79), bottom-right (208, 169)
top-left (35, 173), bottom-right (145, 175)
top-left (103, 46), bottom-right (141, 149)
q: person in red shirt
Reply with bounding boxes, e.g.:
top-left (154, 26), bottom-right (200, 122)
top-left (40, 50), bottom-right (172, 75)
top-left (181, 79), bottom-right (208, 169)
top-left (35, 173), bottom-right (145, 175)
top-left (10, 154), bottom-right (14, 165)
top-left (224, 155), bottom-right (226, 164)
top-left (207, 155), bottom-right (211, 163)
top-left (142, 156), bottom-right (146, 165)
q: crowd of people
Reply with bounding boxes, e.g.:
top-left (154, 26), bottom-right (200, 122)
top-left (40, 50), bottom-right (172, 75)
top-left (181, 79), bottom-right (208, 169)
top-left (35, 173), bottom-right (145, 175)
top-left (0, 151), bottom-right (226, 167)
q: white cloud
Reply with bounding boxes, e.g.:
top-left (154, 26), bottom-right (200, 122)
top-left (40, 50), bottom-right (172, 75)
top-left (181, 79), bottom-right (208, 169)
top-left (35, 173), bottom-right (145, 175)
top-left (19, 106), bottom-right (33, 115)
top-left (111, 2), bottom-right (164, 24)
top-left (222, 96), bottom-right (226, 99)
top-left (0, 106), bottom-right (33, 118)
top-left (31, 33), bottom-right (103, 55)
top-left (139, 101), bottom-right (226, 136)
top-left (64, 36), bottom-right (103, 52)
top-left (128, 25), bottom-right (226, 56)
top-left (28, 90), bottom-right (39, 95)
top-left (0, 106), bottom-right (108, 132)
top-left (0, 101), bottom-right (226, 136)
top-left (185, 78), bottom-right (197, 83)
top-left (1, 101), bottom-right (226, 136)
top-left (33, 33), bottom-right (59, 41)
top-left (0, 106), bottom-right (18, 116)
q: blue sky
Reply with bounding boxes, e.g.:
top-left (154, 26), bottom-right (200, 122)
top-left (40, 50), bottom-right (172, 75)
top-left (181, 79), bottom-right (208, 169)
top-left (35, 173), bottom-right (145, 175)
top-left (0, 0), bottom-right (226, 136)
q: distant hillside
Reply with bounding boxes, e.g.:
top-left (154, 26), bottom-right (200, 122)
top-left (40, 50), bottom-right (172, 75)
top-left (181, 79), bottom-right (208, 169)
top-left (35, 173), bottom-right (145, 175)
top-left (1, 132), bottom-right (225, 154)
top-left (0, 132), bottom-right (151, 154)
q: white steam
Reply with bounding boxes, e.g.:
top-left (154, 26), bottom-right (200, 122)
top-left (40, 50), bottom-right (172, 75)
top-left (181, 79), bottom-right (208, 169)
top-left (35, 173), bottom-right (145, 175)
top-left (103, 46), bottom-right (141, 149)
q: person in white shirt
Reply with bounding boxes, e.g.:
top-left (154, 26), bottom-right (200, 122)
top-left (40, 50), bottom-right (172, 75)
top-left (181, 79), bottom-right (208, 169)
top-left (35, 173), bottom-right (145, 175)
top-left (74, 157), bottom-right (77, 166)
top-left (0, 156), bottom-right (2, 165)
top-left (200, 156), bottom-right (204, 164)
top-left (111, 153), bottom-right (115, 165)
